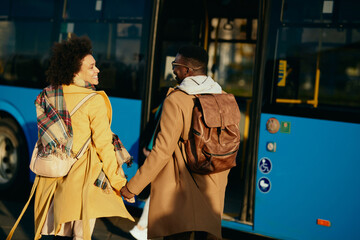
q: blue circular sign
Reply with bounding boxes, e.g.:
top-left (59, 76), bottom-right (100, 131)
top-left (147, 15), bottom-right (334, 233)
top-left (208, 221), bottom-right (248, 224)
top-left (258, 177), bottom-right (271, 193)
top-left (259, 157), bottom-right (272, 174)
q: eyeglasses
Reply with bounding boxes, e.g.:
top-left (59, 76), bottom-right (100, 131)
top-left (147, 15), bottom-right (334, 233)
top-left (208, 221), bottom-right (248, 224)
top-left (171, 61), bottom-right (191, 70)
top-left (171, 61), bottom-right (202, 71)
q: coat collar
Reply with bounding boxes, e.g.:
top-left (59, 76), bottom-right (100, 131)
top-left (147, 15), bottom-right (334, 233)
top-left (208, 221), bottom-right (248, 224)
top-left (62, 84), bottom-right (96, 94)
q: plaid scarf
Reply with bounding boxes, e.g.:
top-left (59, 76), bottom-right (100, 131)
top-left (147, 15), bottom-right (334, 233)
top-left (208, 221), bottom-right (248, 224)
top-left (94, 134), bottom-right (133, 192)
top-left (35, 86), bottom-right (73, 157)
top-left (35, 80), bottom-right (95, 157)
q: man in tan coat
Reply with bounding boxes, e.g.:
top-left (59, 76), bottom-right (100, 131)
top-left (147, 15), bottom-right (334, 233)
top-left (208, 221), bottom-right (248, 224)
top-left (121, 46), bottom-right (229, 239)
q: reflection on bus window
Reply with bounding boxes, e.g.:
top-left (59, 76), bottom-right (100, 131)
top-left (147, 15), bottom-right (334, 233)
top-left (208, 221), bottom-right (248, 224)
top-left (208, 43), bottom-right (255, 97)
top-left (251, 19), bottom-right (258, 41)
top-left (65, 0), bottom-right (145, 20)
top-left (275, 26), bottom-right (360, 108)
top-left (0, 0), bottom-right (147, 100)
top-left (11, 0), bottom-right (55, 19)
top-left (211, 18), bottom-right (247, 41)
top-left (72, 22), bottom-right (143, 99)
top-left (209, 17), bottom-right (257, 98)
top-left (282, 0), bottom-right (325, 23)
top-left (0, 21), bottom-right (51, 88)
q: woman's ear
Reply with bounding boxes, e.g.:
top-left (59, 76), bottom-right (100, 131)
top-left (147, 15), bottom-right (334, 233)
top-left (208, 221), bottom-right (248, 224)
top-left (73, 73), bottom-right (80, 80)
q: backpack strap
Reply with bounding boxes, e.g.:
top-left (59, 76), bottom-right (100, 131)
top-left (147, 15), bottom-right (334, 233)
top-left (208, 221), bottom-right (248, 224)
top-left (164, 89), bottom-right (199, 187)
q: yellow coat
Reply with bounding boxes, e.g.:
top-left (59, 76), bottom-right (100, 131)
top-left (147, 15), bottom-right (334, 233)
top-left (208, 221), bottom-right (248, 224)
top-left (33, 84), bottom-right (134, 240)
top-left (127, 90), bottom-right (229, 239)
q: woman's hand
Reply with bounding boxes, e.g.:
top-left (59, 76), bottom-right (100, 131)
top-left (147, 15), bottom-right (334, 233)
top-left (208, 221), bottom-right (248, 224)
top-left (120, 184), bottom-right (136, 203)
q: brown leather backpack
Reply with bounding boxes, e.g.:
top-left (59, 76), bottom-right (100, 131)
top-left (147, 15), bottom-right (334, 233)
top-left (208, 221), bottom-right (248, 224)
top-left (181, 93), bottom-right (241, 174)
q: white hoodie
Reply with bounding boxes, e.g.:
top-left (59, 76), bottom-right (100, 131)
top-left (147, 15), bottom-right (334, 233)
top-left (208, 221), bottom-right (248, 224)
top-left (178, 75), bottom-right (222, 95)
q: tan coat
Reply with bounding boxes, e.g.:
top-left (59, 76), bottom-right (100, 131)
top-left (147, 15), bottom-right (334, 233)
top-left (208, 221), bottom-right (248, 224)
top-left (33, 85), bottom-right (134, 240)
top-left (127, 90), bottom-right (229, 239)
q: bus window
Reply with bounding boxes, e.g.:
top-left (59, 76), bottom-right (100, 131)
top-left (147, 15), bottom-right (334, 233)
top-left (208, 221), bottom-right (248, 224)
top-left (266, 0), bottom-right (360, 123)
top-left (319, 29), bottom-right (360, 108)
top-left (208, 42), bottom-right (255, 97)
top-left (11, 0), bottom-right (55, 19)
top-left (274, 27), bottom-right (318, 101)
top-left (0, 22), bottom-right (14, 80)
top-left (67, 22), bottom-right (143, 99)
top-left (65, 0), bottom-right (146, 20)
top-left (0, 0), bottom-right (10, 16)
top-left (282, 0), bottom-right (325, 23)
top-left (59, 0), bottom-right (147, 100)
top-left (64, 0), bottom-right (101, 20)
top-left (208, 18), bottom-right (257, 98)
top-left (0, 21), bottom-right (52, 88)
top-left (274, 24), bottom-right (360, 111)
top-left (338, 0), bottom-right (360, 23)
top-left (210, 18), bottom-right (248, 41)
top-left (103, 0), bottom-right (145, 19)
top-left (151, 14), bottom-right (203, 108)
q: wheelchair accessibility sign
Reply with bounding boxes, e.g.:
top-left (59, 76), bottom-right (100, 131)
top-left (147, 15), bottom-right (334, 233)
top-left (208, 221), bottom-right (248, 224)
top-left (258, 177), bottom-right (271, 193)
top-left (259, 157), bottom-right (272, 174)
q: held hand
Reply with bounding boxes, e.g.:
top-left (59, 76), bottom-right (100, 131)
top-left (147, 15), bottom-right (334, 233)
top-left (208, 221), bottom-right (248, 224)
top-left (143, 147), bottom-right (151, 157)
top-left (120, 185), bottom-right (135, 203)
top-left (125, 197), bottom-right (136, 203)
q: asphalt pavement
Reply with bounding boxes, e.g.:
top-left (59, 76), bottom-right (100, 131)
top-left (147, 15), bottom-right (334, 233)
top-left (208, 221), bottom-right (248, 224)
top-left (0, 192), bottom-right (269, 240)
top-left (0, 196), bottom-right (140, 240)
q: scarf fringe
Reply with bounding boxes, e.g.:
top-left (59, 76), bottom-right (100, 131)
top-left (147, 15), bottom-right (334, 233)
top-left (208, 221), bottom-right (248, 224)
top-left (39, 149), bottom-right (72, 161)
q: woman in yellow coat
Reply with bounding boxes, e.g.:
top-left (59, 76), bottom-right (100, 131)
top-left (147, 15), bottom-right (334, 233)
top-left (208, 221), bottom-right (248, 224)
top-left (32, 36), bottom-right (134, 240)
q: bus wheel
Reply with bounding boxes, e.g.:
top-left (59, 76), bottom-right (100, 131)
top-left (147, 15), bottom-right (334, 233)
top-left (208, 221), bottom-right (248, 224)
top-left (0, 117), bottom-right (28, 198)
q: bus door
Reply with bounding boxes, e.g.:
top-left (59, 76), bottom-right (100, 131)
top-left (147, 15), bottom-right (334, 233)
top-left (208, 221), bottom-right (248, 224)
top-left (253, 0), bottom-right (360, 239)
top-left (206, 12), bottom-right (259, 231)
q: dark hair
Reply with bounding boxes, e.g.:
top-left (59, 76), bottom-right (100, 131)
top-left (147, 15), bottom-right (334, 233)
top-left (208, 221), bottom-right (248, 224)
top-left (46, 35), bottom-right (93, 87)
top-left (178, 45), bottom-right (208, 72)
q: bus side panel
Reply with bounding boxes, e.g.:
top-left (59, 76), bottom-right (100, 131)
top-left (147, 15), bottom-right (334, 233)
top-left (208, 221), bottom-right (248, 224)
top-left (254, 113), bottom-right (360, 240)
top-left (109, 96), bottom-right (141, 179)
top-left (0, 86), bottom-right (40, 155)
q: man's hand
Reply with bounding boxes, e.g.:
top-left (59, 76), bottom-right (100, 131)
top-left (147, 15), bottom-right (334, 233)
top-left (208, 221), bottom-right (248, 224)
top-left (120, 185), bottom-right (136, 203)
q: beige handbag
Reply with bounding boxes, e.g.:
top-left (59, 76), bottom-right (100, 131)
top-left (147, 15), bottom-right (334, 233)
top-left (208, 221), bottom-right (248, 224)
top-left (29, 92), bottom-right (97, 177)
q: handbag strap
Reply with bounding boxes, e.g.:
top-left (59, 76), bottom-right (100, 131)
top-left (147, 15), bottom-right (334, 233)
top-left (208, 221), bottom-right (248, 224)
top-left (71, 92), bottom-right (97, 158)
top-left (75, 136), bottom-right (91, 160)
top-left (6, 177), bottom-right (40, 240)
top-left (70, 92), bottom-right (98, 116)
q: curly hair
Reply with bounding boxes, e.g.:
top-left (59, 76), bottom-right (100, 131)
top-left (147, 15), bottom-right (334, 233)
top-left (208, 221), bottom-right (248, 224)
top-left (46, 36), bottom-right (93, 87)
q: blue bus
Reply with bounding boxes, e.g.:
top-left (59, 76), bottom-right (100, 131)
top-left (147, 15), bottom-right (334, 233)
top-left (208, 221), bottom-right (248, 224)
top-left (0, 0), bottom-right (148, 197)
top-left (0, 0), bottom-right (359, 239)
